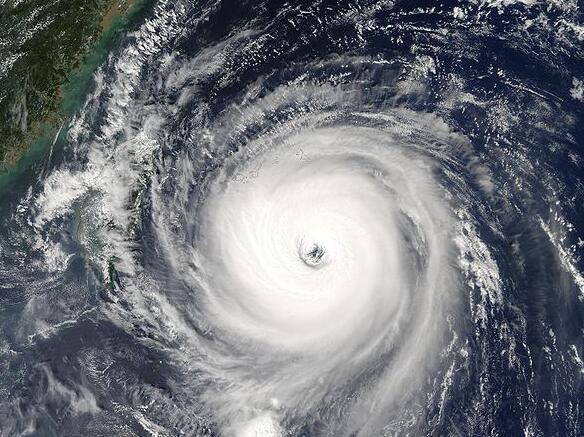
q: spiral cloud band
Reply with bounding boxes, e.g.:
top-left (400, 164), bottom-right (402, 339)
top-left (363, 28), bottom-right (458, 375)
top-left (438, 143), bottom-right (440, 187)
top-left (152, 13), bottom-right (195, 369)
top-left (200, 126), bottom-right (446, 349)
top-left (153, 98), bottom-right (464, 433)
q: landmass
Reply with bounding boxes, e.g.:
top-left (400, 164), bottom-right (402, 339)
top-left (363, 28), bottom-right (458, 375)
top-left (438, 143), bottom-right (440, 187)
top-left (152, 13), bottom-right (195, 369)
top-left (0, 0), bottom-right (152, 167)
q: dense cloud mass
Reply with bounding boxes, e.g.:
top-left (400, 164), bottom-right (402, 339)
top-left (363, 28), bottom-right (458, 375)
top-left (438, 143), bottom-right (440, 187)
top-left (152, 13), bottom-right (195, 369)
top-left (1, 1), bottom-right (584, 436)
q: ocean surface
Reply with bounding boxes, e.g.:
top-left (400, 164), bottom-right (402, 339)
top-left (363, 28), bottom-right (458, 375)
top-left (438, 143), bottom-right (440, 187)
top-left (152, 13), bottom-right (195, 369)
top-left (1, 1), bottom-right (584, 436)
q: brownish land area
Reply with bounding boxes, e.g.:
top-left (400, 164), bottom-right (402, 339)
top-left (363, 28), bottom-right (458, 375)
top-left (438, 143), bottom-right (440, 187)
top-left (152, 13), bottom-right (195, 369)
top-left (0, 0), bottom-right (137, 166)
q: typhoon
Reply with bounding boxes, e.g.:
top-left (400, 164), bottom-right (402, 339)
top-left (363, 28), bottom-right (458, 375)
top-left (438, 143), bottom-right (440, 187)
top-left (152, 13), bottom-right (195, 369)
top-left (0, 1), bottom-right (583, 436)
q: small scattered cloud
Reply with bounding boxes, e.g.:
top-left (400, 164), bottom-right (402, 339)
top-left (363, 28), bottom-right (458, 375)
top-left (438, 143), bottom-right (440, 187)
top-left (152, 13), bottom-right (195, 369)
top-left (570, 78), bottom-right (584, 102)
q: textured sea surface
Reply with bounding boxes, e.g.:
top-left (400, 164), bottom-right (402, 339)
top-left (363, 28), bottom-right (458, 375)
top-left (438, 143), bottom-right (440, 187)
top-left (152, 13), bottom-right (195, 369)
top-left (0, 1), bottom-right (583, 436)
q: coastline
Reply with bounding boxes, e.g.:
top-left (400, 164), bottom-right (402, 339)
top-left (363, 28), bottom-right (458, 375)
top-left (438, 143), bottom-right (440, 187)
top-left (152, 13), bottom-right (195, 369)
top-left (0, 0), bottom-right (155, 199)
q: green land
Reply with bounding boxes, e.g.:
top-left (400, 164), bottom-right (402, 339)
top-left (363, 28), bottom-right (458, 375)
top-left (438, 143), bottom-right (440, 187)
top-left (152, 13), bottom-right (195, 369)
top-left (0, 0), bottom-right (153, 172)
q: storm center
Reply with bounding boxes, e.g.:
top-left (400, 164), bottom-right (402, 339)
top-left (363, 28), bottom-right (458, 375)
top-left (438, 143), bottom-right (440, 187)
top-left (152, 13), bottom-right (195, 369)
top-left (300, 243), bottom-right (327, 267)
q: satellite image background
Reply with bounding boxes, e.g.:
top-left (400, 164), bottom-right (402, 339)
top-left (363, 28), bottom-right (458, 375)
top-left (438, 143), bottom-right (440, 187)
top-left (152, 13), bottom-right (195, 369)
top-left (0, 1), bottom-right (583, 436)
